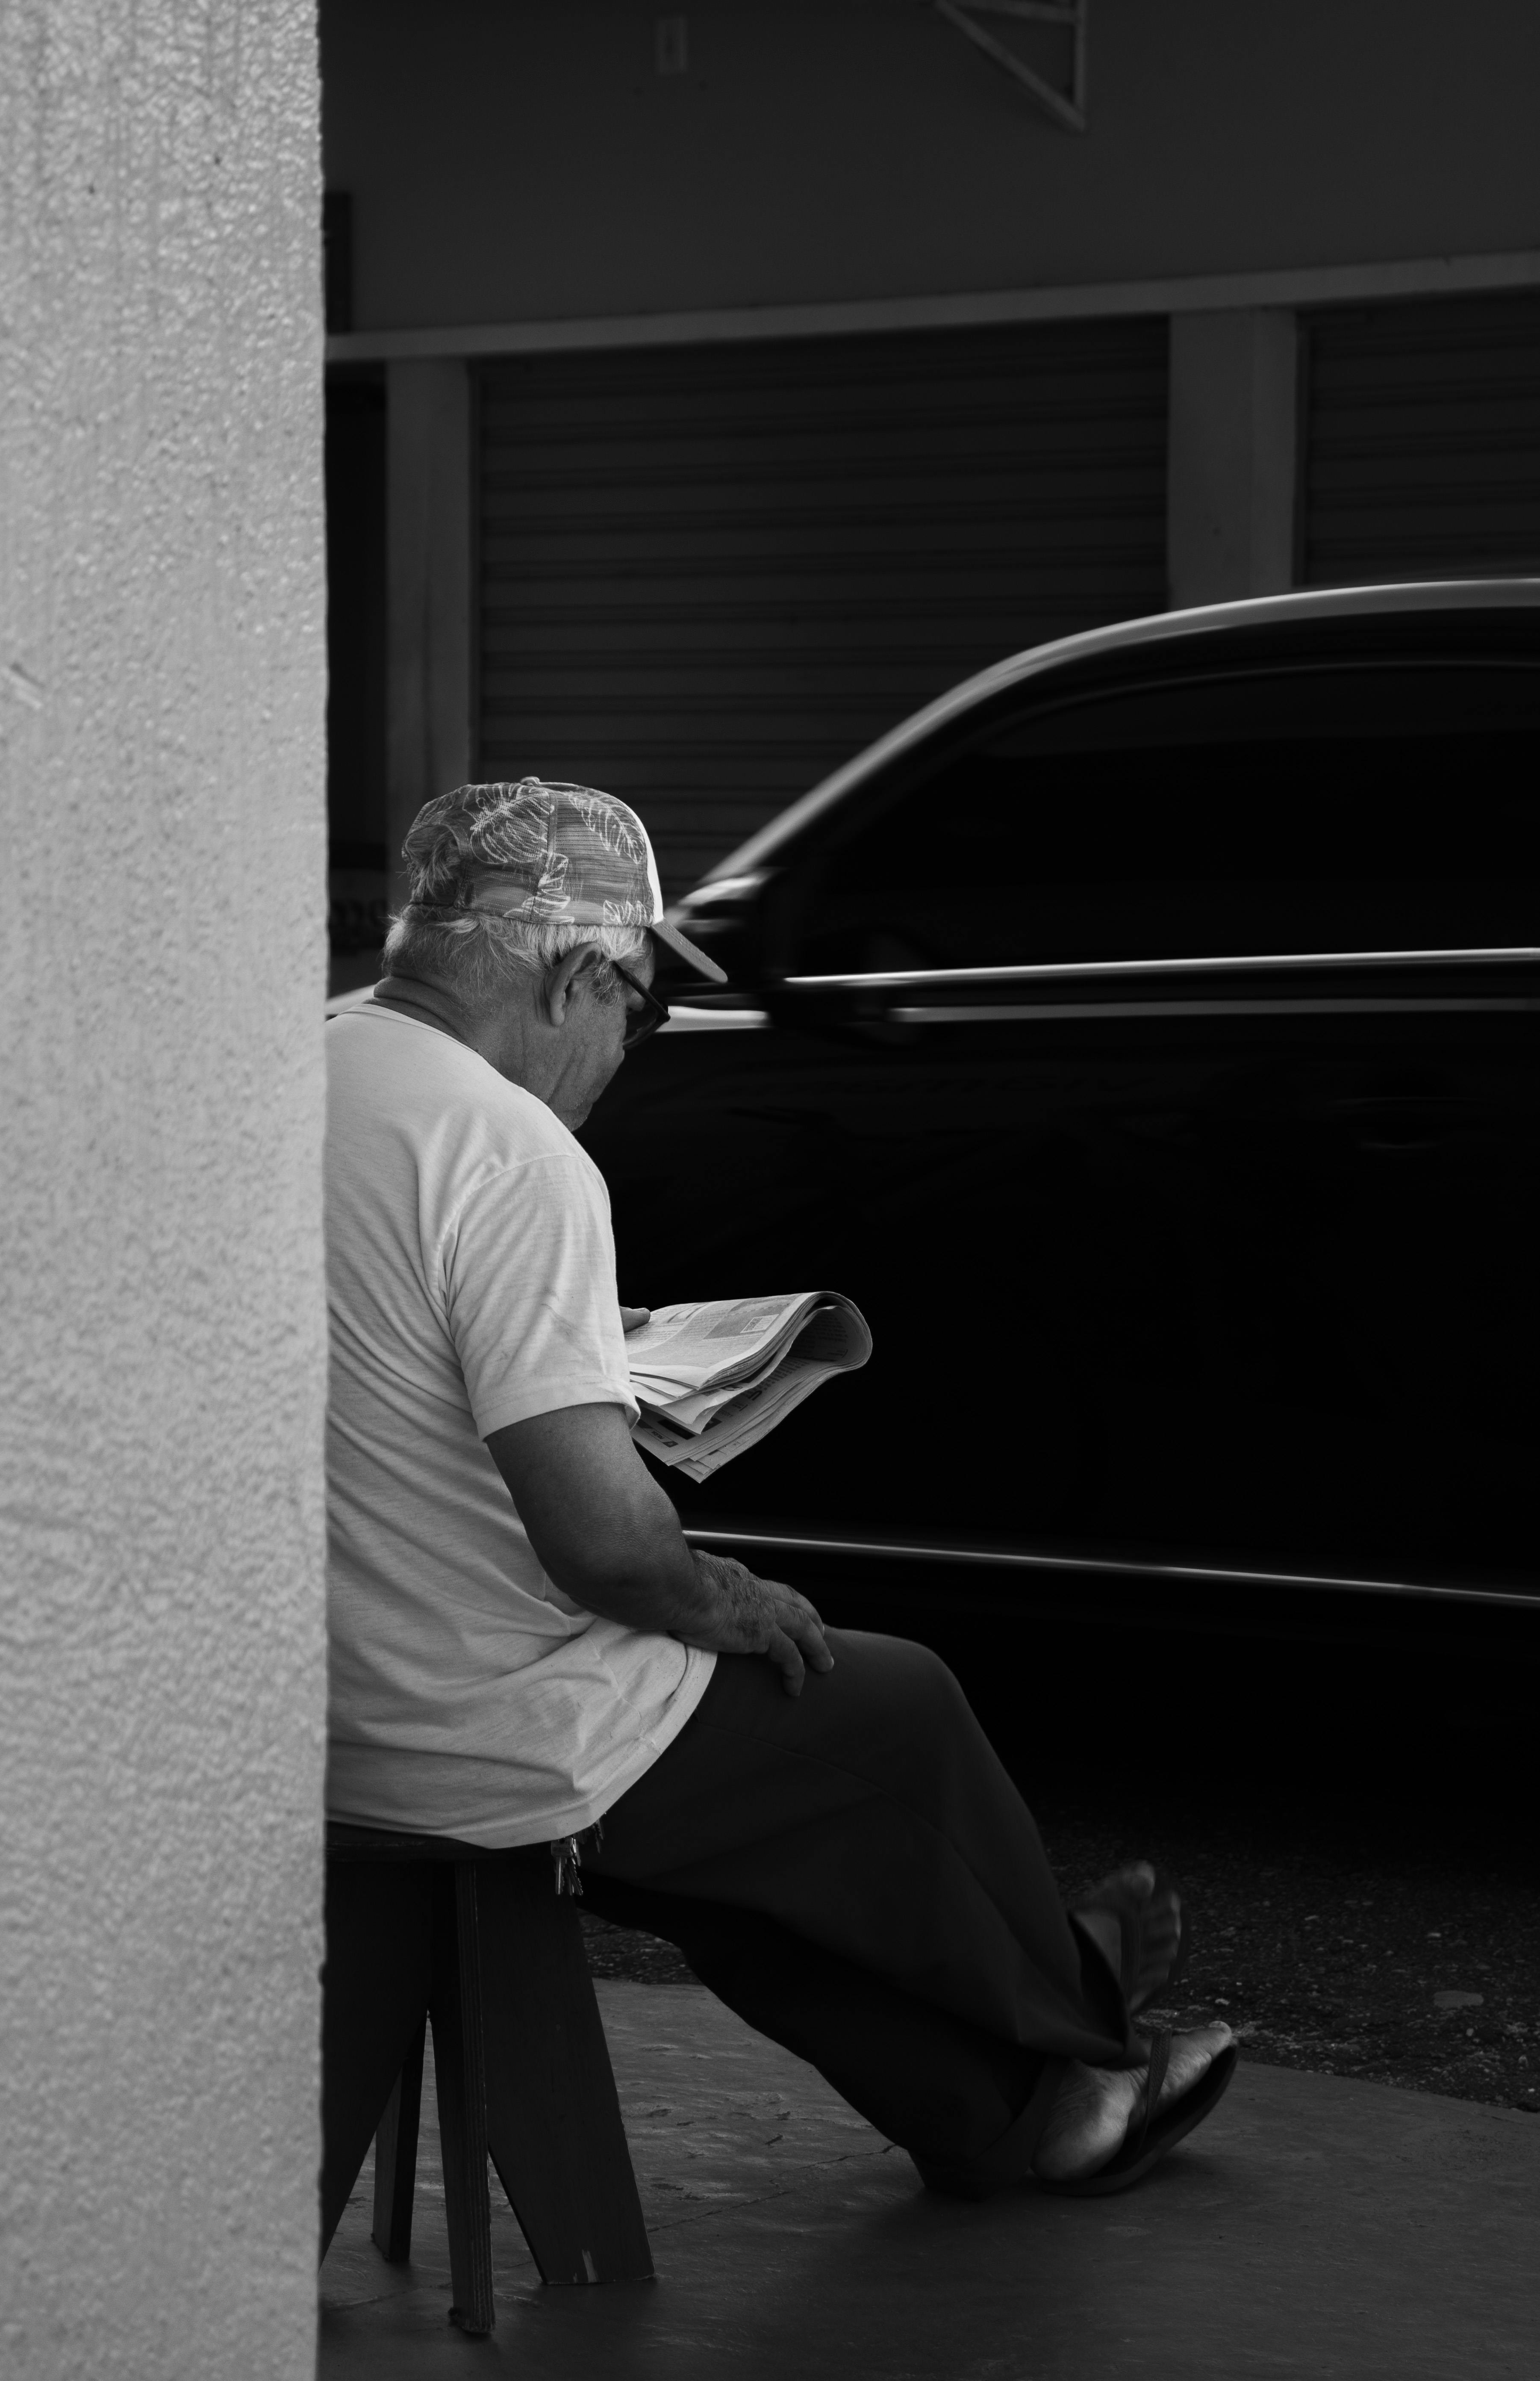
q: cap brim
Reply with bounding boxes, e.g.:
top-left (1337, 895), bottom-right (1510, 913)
top-left (650, 916), bottom-right (729, 984)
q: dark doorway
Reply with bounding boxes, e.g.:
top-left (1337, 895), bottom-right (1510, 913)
top-left (326, 369), bottom-right (388, 994)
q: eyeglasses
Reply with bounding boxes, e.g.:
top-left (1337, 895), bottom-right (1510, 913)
top-left (610, 960), bottom-right (671, 1050)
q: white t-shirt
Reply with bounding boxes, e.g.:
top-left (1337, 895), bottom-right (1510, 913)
top-left (324, 1000), bottom-right (714, 1847)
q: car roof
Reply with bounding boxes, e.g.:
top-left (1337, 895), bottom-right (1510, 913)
top-left (692, 578), bottom-right (1540, 890)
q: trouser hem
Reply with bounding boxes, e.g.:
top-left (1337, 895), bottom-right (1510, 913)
top-left (910, 2054), bottom-right (1072, 2200)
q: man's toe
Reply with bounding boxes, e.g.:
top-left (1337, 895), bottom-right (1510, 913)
top-left (1153, 2022), bottom-right (1233, 2109)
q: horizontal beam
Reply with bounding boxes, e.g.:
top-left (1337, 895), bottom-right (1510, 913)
top-left (327, 248), bottom-right (1540, 366)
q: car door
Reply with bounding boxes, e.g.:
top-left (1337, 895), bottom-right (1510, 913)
top-left (586, 618), bottom-right (1540, 1601)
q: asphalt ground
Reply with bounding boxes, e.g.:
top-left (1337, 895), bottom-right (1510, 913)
top-left (580, 1590), bottom-right (1540, 2118)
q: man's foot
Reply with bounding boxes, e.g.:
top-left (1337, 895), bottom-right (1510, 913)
top-left (1072, 1862), bottom-right (1182, 2012)
top-left (1031, 2023), bottom-right (1234, 2183)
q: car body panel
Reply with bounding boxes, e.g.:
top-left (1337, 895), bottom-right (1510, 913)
top-left (583, 584), bottom-right (1540, 1615)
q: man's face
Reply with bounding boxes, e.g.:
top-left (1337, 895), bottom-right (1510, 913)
top-left (543, 942), bottom-right (656, 1130)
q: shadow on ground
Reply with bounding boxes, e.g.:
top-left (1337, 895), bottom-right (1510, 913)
top-left (319, 1980), bottom-right (1540, 2381)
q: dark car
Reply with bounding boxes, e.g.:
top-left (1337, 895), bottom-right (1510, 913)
top-left (582, 581), bottom-right (1540, 1629)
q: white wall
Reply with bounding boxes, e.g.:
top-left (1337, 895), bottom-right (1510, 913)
top-left (0, 6), bottom-right (328, 2374)
top-left (321, 0), bottom-right (1540, 331)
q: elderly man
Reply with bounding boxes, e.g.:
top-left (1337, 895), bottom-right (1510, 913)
top-left (325, 777), bottom-right (1234, 2197)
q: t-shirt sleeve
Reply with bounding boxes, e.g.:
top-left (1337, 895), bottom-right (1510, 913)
top-left (443, 1151), bottom-right (639, 1438)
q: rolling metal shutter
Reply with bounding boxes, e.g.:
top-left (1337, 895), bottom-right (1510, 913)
top-left (477, 320), bottom-right (1168, 895)
top-left (1299, 291), bottom-right (1540, 588)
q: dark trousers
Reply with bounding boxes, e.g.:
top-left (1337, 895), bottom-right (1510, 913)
top-left (583, 1629), bottom-right (1136, 2185)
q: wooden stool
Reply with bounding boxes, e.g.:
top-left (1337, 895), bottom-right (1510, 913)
top-left (320, 1820), bottom-right (653, 2336)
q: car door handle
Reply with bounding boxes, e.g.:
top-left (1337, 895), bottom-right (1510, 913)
top-left (1326, 1094), bottom-right (1466, 1151)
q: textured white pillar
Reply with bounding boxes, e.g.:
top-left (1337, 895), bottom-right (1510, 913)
top-left (387, 358), bottom-right (474, 905)
top-left (0, 6), bottom-right (328, 2374)
top-left (1167, 307), bottom-right (1299, 608)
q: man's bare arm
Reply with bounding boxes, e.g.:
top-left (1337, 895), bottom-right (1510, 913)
top-left (485, 1403), bottom-right (833, 1695)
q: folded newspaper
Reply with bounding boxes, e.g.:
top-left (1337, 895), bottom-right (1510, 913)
top-left (626, 1292), bottom-right (872, 1482)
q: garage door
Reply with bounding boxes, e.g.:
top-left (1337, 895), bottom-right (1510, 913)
top-left (477, 319), bottom-right (1168, 895)
top-left (1299, 290), bottom-right (1540, 589)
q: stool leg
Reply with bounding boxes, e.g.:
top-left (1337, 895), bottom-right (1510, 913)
top-left (476, 1860), bottom-right (654, 2285)
top-left (371, 2015), bottom-right (426, 2263)
top-left (320, 1859), bottom-right (433, 2262)
top-left (430, 1866), bottom-right (496, 2337)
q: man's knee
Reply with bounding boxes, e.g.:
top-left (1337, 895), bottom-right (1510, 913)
top-left (822, 1627), bottom-right (981, 1748)
top-left (830, 1626), bottom-right (966, 1699)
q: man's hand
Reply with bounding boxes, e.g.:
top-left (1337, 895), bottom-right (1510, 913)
top-left (619, 1305), bottom-right (651, 1332)
top-left (674, 1550), bottom-right (834, 1697)
top-left (484, 1404), bottom-right (833, 1695)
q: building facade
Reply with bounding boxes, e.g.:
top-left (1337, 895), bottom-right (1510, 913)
top-left (319, 0), bottom-right (1540, 971)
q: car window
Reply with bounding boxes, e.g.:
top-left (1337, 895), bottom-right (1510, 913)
top-left (788, 663), bottom-right (1540, 972)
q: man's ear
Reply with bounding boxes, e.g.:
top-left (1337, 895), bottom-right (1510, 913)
top-left (541, 943), bottom-right (602, 1028)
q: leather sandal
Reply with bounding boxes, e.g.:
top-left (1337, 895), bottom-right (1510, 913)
top-left (1037, 2029), bottom-right (1240, 2198)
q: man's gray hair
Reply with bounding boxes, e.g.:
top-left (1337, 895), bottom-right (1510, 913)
top-left (383, 906), bottom-right (648, 1006)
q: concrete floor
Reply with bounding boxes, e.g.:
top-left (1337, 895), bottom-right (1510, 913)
top-left (318, 1981), bottom-right (1540, 2380)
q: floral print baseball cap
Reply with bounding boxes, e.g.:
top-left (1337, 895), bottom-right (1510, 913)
top-left (402, 778), bottom-right (727, 981)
